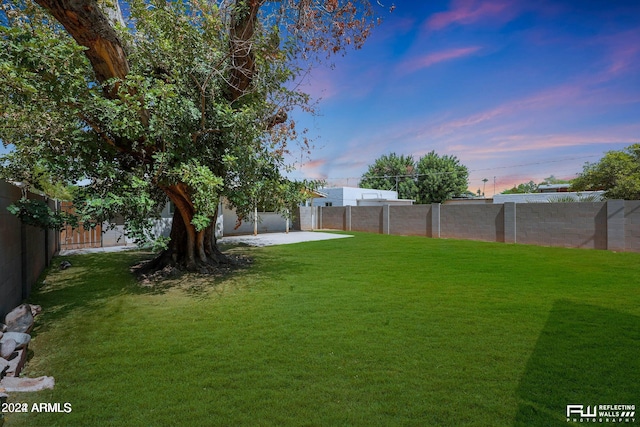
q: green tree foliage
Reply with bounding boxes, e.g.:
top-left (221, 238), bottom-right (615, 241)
top-left (502, 181), bottom-right (538, 194)
top-left (415, 151), bottom-right (469, 204)
top-left (540, 175), bottom-right (570, 185)
top-left (0, 0), bottom-right (385, 270)
top-left (502, 175), bottom-right (573, 195)
top-left (359, 151), bottom-right (469, 203)
top-left (359, 153), bottom-right (418, 200)
top-left (572, 144), bottom-right (640, 200)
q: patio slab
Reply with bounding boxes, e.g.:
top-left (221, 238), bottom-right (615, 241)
top-left (218, 231), bottom-right (353, 247)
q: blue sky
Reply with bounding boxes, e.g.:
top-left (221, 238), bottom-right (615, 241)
top-left (287, 0), bottom-right (640, 195)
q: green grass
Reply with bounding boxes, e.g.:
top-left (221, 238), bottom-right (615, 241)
top-left (4, 233), bottom-right (640, 426)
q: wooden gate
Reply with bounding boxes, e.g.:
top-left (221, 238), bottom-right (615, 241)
top-left (59, 202), bottom-right (103, 250)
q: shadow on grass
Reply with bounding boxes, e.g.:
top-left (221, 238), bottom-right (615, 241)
top-left (515, 300), bottom-right (640, 426)
top-left (28, 248), bottom-right (258, 336)
top-left (27, 243), bottom-right (313, 333)
top-left (28, 251), bottom-right (154, 334)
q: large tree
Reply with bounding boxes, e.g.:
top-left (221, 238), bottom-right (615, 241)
top-left (359, 151), bottom-right (469, 203)
top-left (571, 143), bottom-right (640, 199)
top-left (415, 151), bottom-right (468, 204)
top-left (359, 152), bottom-right (418, 199)
top-left (1, 0), bottom-right (386, 271)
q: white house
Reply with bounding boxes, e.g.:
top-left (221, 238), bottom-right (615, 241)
top-left (312, 186), bottom-right (413, 207)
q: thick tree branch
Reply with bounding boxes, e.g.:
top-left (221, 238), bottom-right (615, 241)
top-left (227, 0), bottom-right (264, 102)
top-left (35, 1), bottom-right (158, 156)
top-left (34, 0), bottom-right (129, 90)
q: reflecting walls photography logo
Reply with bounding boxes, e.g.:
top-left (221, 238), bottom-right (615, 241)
top-left (567, 404), bottom-right (636, 423)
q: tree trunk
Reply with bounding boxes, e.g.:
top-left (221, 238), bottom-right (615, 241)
top-left (140, 184), bottom-right (228, 273)
top-left (167, 184), bottom-right (226, 270)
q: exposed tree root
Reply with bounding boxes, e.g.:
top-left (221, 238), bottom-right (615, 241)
top-left (130, 248), bottom-right (252, 285)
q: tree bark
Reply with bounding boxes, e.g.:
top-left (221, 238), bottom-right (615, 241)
top-left (151, 184), bottom-right (229, 272)
top-left (227, 0), bottom-right (263, 102)
top-left (35, 0), bottom-right (129, 86)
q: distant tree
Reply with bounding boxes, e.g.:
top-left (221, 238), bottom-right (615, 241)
top-left (360, 153), bottom-right (418, 199)
top-left (572, 144), bottom-right (640, 199)
top-left (540, 175), bottom-right (570, 185)
top-left (415, 151), bottom-right (469, 204)
top-left (502, 181), bottom-right (538, 194)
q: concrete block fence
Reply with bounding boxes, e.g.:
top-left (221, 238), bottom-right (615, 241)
top-left (0, 181), bottom-right (60, 320)
top-left (299, 200), bottom-right (640, 252)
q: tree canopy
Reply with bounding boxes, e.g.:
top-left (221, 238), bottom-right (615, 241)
top-left (415, 151), bottom-right (468, 204)
top-left (502, 175), bottom-right (573, 195)
top-left (571, 144), bottom-right (640, 200)
top-left (501, 181), bottom-right (538, 194)
top-left (359, 151), bottom-right (469, 203)
top-left (0, 0), bottom-right (388, 271)
top-left (540, 175), bottom-right (570, 185)
top-left (359, 153), bottom-right (418, 200)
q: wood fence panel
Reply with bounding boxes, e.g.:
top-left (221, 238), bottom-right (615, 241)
top-left (60, 202), bottom-right (102, 249)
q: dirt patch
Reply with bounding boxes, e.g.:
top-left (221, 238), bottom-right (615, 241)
top-left (130, 249), bottom-right (253, 294)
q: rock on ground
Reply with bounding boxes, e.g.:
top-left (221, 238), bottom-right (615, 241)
top-left (0, 358), bottom-right (8, 377)
top-left (0, 340), bottom-right (16, 360)
top-left (0, 332), bottom-right (31, 350)
top-left (0, 376), bottom-right (55, 392)
top-left (4, 304), bottom-right (34, 334)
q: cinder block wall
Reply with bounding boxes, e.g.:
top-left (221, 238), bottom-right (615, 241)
top-left (316, 200), bottom-right (640, 253)
top-left (515, 202), bottom-right (607, 249)
top-left (23, 226), bottom-right (46, 300)
top-left (441, 204), bottom-right (504, 242)
top-left (0, 181), bottom-right (59, 319)
top-left (350, 206), bottom-right (383, 233)
top-left (321, 206), bottom-right (347, 230)
top-left (295, 207), bottom-right (315, 231)
top-left (0, 181), bottom-right (24, 319)
top-left (389, 205), bottom-right (432, 236)
top-left (624, 201), bottom-right (640, 251)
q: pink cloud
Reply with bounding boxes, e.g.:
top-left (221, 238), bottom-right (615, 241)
top-left (400, 46), bottom-right (482, 74)
top-left (450, 131), bottom-right (639, 159)
top-left (425, 84), bottom-right (589, 140)
top-left (304, 159), bottom-right (327, 169)
top-left (327, 76), bottom-right (638, 170)
top-left (601, 29), bottom-right (640, 77)
top-left (424, 68), bottom-right (640, 145)
top-left (425, 0), bottom-right (520, 31)
top-left (297, 158), bottom-right (329, 180)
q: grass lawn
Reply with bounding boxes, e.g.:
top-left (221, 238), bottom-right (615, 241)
top-left (3, 232), bottom-right (639, 426)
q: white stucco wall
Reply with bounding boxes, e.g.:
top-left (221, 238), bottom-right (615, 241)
top-left (312, 187), bottom-right (399, 207)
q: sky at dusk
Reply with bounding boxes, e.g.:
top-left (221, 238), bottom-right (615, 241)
top-left (286, 0), bottom-right (640, 195)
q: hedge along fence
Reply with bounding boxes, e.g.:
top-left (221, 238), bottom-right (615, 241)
top-left (300, 200), bottom-right (640, 252)
top-left (0, 180), bottom-right (60, 319)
